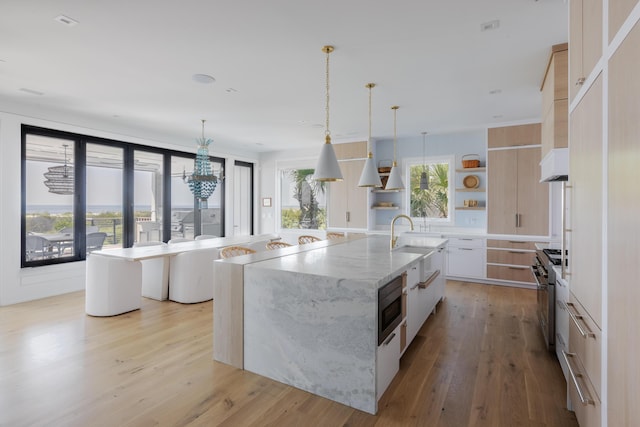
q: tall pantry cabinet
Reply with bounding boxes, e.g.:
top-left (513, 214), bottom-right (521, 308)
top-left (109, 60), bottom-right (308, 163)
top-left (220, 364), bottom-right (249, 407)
top-left (327, 142), bottom-right (368, 229)
top-left (567, 1), bottom-right (640, 426)
top-left (487, 124), bottom-right (548, 236)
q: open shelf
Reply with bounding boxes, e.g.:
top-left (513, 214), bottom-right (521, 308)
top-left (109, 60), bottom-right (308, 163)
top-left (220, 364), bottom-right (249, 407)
top-left (372, 189), bottom-right (402, 193)
top-left (456, 187), bottom-right (485, 192)
top-left (455, 207), bottom-right (486, 211)
top-left (456, 167), bottom-right (486, 173)
top-left (372, 206), bottom-right (400, 210)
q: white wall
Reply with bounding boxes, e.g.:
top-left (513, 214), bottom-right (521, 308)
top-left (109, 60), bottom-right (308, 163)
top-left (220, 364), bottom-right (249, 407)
top-left (0, 111), bottom-right (257, 306)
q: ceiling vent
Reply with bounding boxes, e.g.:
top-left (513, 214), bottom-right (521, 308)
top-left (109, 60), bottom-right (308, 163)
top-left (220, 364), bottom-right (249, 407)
top-left (481, 20), bottom-right (500, 31)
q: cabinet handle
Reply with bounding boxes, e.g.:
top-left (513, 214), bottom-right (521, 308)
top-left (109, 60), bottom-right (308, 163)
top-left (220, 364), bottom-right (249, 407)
top-left (515, 213), bottom-right (521, 228)
top-left (565, 302), bottom-right (596, 339)
top-left (556, 333), bottom-right (565, 347)
top-left (459, 248), bottom-right (473, 251)
top-left (508, 241), bottom-right (526, 244)
top-left (418, 270), bottom-right (440, 289)
top-left (561, 351), bottom-right (595, 406)
top-left (382, 332), bottom-right (396, 346)
top-left (575, 77), bottom-right (586, 86)
top-left (346, 211), bottom-right (350, 222)
top-left (508, 251), bottom-right (523, 254)
top-left (508, 266), bottom-right (528, 270)
top-left (459, 238), bottom-right (473, 241)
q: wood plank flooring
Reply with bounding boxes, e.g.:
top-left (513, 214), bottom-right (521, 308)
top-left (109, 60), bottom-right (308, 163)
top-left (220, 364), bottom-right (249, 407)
top-left (0, 281), bottom-right (577, 427)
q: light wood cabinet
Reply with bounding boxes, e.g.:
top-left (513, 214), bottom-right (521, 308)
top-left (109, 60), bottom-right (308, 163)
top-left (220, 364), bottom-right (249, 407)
top-left (333, 141), bottom-right (367, 160)
top-left (541, 44), bottom-right (568, 159)
top-left (487, 124), bottom-right (541, 148)
top-left (607, 21), bottom-right (640, 427)
top-left (327, 159), bottom-right (368, 229)
top-left (609, 0), bottom-right (638, 42)
top-left (486, 239), bottom-right (537, 284)
top-left (487, 142), bottom-right (549, 236)
top-left (569, 0), bottom-right (602, 103)
top-left (569, 75), bottom-right (602, 328)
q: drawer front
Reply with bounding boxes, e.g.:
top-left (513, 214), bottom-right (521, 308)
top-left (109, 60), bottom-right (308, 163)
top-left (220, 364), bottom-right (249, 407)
top-left (448, 237), bottom-right (484, 248)
top-left (486, 239), bottom-right (537, 250)
top-left (568, 293), bottom-right (602, 399)
top-left (487, 265), bottom-right (534, 283)
top-left (486, 249), bottom-right (535, 266)
top-left (565, 351), bottom-right (601, 427)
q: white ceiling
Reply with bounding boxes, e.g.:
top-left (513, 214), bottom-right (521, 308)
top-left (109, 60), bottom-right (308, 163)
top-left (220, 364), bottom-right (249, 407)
top-left (0, 0), bottom-right (568, 154)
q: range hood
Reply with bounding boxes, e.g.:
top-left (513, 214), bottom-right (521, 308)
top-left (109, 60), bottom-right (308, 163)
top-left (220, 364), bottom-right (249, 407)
top-left (540, 148), bottom-right (568, 182)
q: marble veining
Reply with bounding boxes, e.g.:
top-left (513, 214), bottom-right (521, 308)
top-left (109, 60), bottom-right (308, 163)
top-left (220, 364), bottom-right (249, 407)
top-left (242, 235), bottom-right (436, 414)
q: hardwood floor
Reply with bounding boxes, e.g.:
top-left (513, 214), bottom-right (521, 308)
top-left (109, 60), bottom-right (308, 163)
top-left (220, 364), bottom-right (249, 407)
top-left (0, 281), bottom-right (577, 427)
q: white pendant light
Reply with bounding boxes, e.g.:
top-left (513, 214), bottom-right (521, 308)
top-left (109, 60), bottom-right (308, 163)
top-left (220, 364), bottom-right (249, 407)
top-left (314, 45), bottom-right (343, 182)
top-left (419, 131), bottom-right (429, 190)
top-left (358, 83), bottom-right (383, 187)
top-left (385, 106), bottom-right (404, 190)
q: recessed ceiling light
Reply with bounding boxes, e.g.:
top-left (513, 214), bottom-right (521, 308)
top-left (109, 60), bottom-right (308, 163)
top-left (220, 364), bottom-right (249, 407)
top-left (54, 15), bottom-right (79, 26)
top-left (19, 88), bottom-right (44, 96)
top-left (493, 114), bottom-right (503, 119)
top-left (225, 88), bottom-right (238, 93)
top-left (192, 74), bottom-right (216, 84)
top-left (481, 20), bottom-right (500, 31)
top-left (489, 89), bottom-right (502, 95)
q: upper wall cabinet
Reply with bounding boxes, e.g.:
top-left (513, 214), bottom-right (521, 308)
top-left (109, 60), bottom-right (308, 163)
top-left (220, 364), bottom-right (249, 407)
top-left (333, 141), bottom-right (367, 160)
top-left (541, 43), bottom-right (568, 159)
top-left (327, 142), bottom-right (368, 230)
top-left (488, 124), bottom-right (541, 148)
top-left (569, 0), bottom-right (602, 103)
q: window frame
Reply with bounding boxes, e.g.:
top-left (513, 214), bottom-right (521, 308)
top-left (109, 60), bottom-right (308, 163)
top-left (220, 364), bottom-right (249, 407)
top-left (21, 124), bottom-right (226, 268)
top-left (403, 154), bottom-right (454, 224)
top-left (276, 159), bottom-right (328, 231)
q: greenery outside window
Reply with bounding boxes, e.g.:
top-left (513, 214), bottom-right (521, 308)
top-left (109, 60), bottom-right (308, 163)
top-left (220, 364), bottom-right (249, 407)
top-left (279, 168), bottom-right (327, 230)
top-left (406, 156), bottom-right (453, 224)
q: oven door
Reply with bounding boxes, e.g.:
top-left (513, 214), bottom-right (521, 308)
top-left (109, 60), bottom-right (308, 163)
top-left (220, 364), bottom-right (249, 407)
top-left (378, 276), bottom-right (403, 345)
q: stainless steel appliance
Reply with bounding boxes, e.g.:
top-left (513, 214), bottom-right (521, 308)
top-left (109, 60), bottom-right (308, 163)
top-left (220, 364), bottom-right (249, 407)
top-left (532, 248), bottom-right (564, 350)
top-left (378, 275), bottom-right (403, 345)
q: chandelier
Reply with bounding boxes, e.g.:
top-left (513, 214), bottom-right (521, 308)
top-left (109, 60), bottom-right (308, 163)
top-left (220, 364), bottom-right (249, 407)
top-left (43, 144), bottom-right (74, 195)
top-left (183, 120), bottom-right (219, 207)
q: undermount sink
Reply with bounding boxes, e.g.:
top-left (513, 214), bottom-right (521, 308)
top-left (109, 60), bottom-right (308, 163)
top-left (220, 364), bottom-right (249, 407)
top-left (392, 245), bottom-right (433, 255)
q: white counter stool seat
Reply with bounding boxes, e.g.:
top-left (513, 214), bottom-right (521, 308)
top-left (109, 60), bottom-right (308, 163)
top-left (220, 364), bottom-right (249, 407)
top-left (133, 241), bottom-right (170, 301)
top-left (169, 247), bottom-right (218, 303)
top-left (195, 235), bottom-right (218, 240)
top-left (168, 237), bottom-right (192, 244)
top-left (85, 254), bottom-right (142, 316)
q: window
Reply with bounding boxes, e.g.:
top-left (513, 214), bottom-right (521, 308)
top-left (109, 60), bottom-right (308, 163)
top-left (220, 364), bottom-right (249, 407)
top-left (22, 125), bottom-right (226, 267)
top-left (406, 156), bottom-right (453, 223)
top-left (279, 167), bottom-right (327, 230)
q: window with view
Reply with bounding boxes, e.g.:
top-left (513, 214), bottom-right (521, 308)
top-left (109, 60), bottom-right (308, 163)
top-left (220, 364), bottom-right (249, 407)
top-left (279, 168), bottom-right (327, 230)
top-left (407, 156), bottom-right (453, 224)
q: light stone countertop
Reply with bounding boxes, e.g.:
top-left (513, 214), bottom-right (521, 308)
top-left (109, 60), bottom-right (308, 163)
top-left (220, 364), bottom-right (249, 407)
top-left (245, 234), bottom-right (446, 288)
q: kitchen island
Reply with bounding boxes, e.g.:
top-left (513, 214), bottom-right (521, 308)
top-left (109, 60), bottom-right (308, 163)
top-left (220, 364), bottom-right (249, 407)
top-left (213, 234), bottom-right (447, 414)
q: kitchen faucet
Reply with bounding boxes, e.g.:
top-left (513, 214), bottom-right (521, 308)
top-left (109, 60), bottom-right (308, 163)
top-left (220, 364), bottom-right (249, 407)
top-left (390, 214), bottom-right (414, 249)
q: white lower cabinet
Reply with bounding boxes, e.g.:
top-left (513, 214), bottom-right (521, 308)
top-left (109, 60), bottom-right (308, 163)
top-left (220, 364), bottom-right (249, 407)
top-left (446, 238), bottom-right (486, 279)
top-left (376, 322), bottom-right (401, 400)
top-left (406, 263), bottom-right (421, 345)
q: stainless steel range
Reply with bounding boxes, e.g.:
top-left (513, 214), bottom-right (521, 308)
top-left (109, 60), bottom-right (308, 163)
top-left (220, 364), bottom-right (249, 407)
top-left (532, 248), bottom-right (565, 350)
